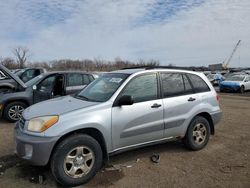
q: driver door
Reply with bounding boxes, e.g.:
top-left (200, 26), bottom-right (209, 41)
top-left (33, 74), bottom-right (57, 104)
top-left (112, 73), bottom-right (164, 150)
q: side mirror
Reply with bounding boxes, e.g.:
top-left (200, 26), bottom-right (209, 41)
top-left (32, 85), bottom-right (37, 90)
top-left (118, 95), bottom-right (134, 106)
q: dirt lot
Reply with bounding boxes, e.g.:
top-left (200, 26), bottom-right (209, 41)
top-left (0, 94), bottom-right (249, 188)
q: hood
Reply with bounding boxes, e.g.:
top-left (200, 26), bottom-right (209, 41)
top-left (0, 64), bottom-right (26, 89)
top-left (23, 95), bottom-right (99, 120)
top-left (220, 80), bottom-right (242, 86)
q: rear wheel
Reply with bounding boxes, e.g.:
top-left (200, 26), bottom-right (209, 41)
top-left (51, 134), bottom-right (103, 187)
top-left (4, 102), bottom-right (27, 122)
top-left (183, 116), bottom-right (211, 151)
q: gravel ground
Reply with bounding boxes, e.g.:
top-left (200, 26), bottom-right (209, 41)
top-left (0, 94), bottom-right (249, 188)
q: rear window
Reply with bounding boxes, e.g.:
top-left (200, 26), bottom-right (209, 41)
top-left (187, 74), bottom-right (210, 93)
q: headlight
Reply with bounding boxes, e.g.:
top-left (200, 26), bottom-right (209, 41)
top-left (27, 116), bottom-right (59, 132)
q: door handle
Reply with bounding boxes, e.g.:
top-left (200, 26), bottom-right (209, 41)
top-left (188, 97), bottom-right (196, 102)
top-left (151, 103), bottom-right (162, 108)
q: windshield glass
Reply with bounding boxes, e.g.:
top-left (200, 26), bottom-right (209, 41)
top-left (226, 75), bottom-right (245, 81)
top-left (25, 74), bottom-right (44, 87)
top-left (16, 69), bottom-right (26, 76)
top-left (76, 73), bottom-right (129, 102)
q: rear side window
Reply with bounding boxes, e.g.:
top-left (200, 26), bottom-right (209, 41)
top-left (161, 73), bottom-right (193, 97)
top-left (82, 75), bottom-right (90, 85)
top-left (161, 73), bottom-right (184, 97)
top-left (67, 73), bottom-right (83, 86)
top-left (187, 74), bottom-right (210, 93)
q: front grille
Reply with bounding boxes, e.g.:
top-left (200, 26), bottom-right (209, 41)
top-left (19, 116), bottom-right (25, 129)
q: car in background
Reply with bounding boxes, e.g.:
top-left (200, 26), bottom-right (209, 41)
top-left (219, 74), bottom-right (250, 93)
top-left (15, 68), bottom-right (46, 82)
top-left (0, 65), bottom-right (95, 122)
top-left (0, 65), bottom-right (24, 93)
top-left (206, 73), bottom-right (224, 86)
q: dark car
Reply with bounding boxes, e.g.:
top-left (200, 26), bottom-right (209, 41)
top-left (15, 68), bottom-right (46, 82)
top-left (0, 64), bottom-right (95, 122)
top-left (0, 67), bottom-right (45, 92)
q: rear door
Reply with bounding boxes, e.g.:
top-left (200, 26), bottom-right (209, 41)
top-left (160, 72), bottom-right (201, 138)
top-left (112, 73), bottom-right (164, 150)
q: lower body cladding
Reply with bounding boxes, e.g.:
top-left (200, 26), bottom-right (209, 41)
top-left (14, 126), bottom-right (59, 166)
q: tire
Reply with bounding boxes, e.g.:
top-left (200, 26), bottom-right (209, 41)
top-left (3, 101), bottom-right (27, 122)
top-left (183, 116), bottom-right (211, 151)
top-left (51, 134), bottom-right (103, 187)
top-left (240, 85), bottom-right (245, 94)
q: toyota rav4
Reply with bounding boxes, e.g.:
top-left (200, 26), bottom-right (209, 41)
top-left (14, 68), bottom-right (222, 186)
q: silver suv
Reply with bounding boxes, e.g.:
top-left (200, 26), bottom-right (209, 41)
top-left (14, 68), bottom-right (222, 186)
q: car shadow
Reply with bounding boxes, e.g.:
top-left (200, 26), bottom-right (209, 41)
top-left (0, 140), bottom-right (188, 187)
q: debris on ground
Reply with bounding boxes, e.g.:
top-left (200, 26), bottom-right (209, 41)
top-left (150, 154), bottom-right (160, 163)
top-left (29, 174), bottom-right (46, 184)
top-left (219, 164), bottom-right (246, 174)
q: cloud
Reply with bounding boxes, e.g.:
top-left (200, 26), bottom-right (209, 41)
top-left (0, 0), bottom-right (249, 67)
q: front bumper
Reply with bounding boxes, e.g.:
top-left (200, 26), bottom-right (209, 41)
top-left (14, 124), bottom-right (59, 166)
top-left (219, 85), bottom-right (240, 92)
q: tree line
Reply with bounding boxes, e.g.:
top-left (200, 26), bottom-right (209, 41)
top-left (0, 47), bottom-right (160, 72)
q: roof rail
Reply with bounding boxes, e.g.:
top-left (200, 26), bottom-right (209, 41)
top-left (122, 66), bottom-right (195, 71)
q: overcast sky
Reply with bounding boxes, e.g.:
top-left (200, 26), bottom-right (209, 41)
top-left (0, 0), bottom-right (249, 67)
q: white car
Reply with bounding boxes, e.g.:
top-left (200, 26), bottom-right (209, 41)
top-left (219, 74), bottom-right (250, 93)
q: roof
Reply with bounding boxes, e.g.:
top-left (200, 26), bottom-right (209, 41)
top-left (111, 69), bottom-right (145, 74)
top-left (43, 71), bottom-right (93, 76)
top-left (110, 67), bottom-right (201, 75)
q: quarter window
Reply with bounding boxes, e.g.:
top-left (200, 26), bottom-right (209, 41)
top-left (187, 74), bottom-right (210, 93)
top-left (121, 74), bottom-right (158, 103)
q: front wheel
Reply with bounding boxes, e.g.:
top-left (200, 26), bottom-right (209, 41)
top-left (51, 134), bottom-right (103, 187)
top-left (4, 102), bottom-right (27, 122)
top-left (183, 116), bottom-right (211, 151)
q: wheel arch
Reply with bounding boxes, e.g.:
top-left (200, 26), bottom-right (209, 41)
top-left (192, 112), bottom-right (214, 135)
top-left (49, 128), bottom-right (108, 166)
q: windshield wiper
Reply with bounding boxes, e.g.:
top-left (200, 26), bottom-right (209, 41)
top-left (75, 95), bottom-right (90, 101)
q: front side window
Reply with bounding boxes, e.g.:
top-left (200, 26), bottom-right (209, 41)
top-left (38, 75), bottom-right (56, 91)
top-left (121, 74), bottom-right (158, 103)
top-left (187, 74), bottom-right (210, 93)
top-left (77, 73), bottom-right (129, 102)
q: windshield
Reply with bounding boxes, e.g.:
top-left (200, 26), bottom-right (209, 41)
top-left (16, 69), bottom-right (26, 76)
top-left (25, 74), bottom-right (44, 87)
top-left (76, 73), bottom-right (129, 102)
top-left (226, 75), bottom-right (245, 81)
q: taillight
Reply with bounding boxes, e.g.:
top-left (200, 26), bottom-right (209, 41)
top-left (216, 94), bottom-right (220, 101)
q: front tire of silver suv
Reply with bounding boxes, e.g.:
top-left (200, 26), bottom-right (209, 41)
top-left (183, 116), bottom-right (211, 151)
top-left (50, 134), bottom-right (103, 187)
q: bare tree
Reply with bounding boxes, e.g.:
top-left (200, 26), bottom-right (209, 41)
top-left (12, 46), bottom-right (29, 68)
top-left (1, 57), bottom-right (17, 69)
